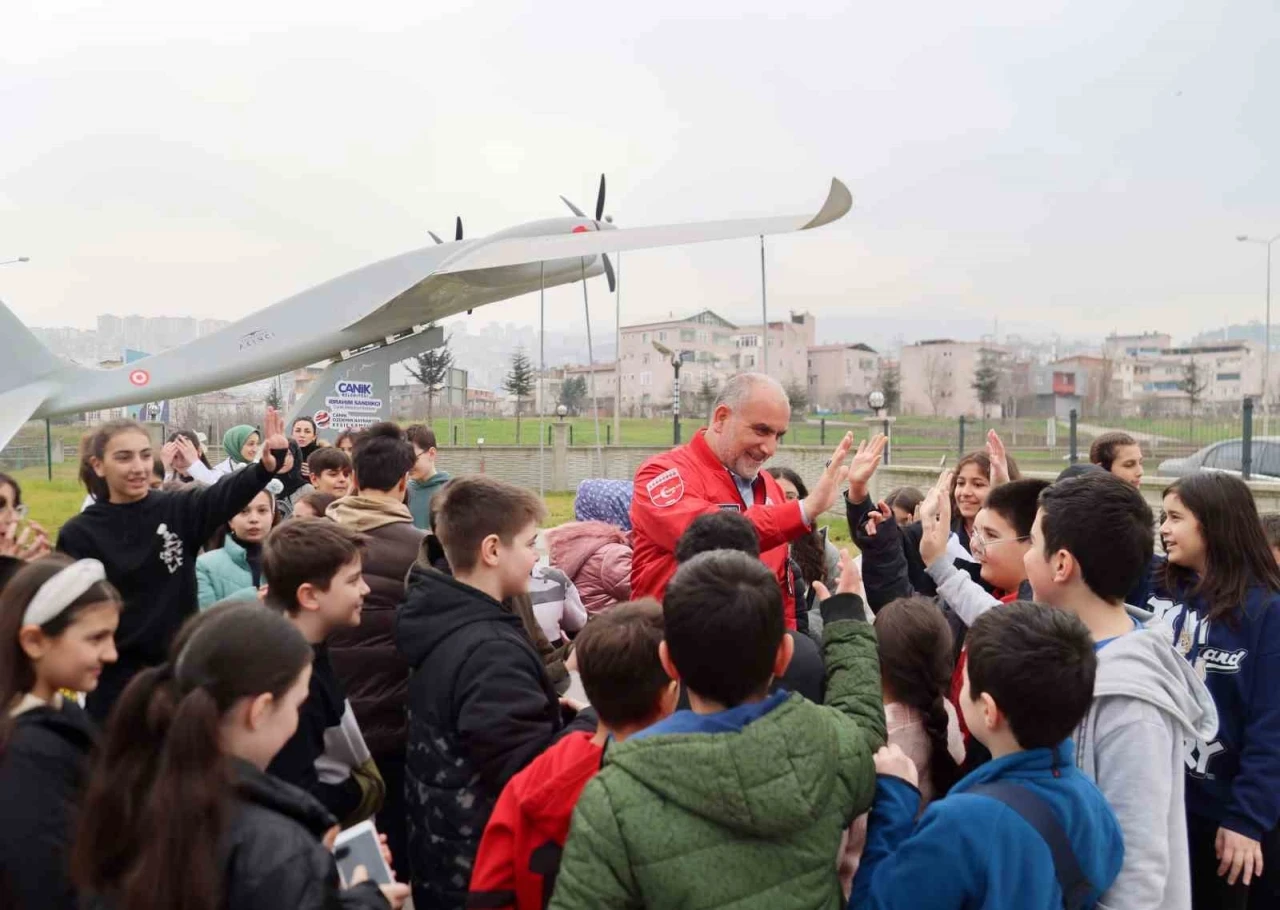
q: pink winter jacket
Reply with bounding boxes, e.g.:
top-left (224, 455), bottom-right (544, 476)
top-left (545, 521), bottom-right (632, 615)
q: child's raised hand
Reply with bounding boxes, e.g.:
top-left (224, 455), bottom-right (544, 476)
top-left (918, 470), bottom-right (954, 569)
top-left (862, 500), bottom-right (893, 538)
top-left (873, 743), bottom-right (920, 788)
top-left (986, 429), bottom-right (1011, 487)
top-left (812, 548), bottom-right (861, 602)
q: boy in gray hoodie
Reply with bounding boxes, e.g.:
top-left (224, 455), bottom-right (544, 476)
top-left (920, 471), bottom-right (1218, 910)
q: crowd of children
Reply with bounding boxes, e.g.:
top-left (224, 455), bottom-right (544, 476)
top-left (0, 403), bottom-right (1278, 910)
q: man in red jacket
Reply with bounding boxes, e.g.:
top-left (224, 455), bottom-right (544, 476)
top-left (630, 372), bottom-right (866, 628)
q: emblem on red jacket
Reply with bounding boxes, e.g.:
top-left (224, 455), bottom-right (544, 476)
top-left (646, 467), bottom-right (684, 508)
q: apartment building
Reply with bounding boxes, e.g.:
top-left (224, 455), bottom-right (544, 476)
top-left (617, 310), bottom-right (816, 416)
top-left (899, 339), bottom-right (1009, 418)
top-left (807, 343), bottom-right (879, 412)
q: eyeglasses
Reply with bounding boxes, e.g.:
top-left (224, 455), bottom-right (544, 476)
top-left (970, 531), bottom-right (1030, 558)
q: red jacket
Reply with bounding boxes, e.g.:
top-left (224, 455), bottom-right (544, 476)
top-left (630, 428), bottom-right (807, 628)
top-left (467, 732), bottom-right (604, 910)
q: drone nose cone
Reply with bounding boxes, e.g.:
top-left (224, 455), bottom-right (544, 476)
top-left (573, 225), bottom-right (590, 234)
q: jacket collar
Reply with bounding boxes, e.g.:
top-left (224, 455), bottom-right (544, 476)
top-left (628, 689), bottom-right (790, 741)
top-left (952, 740), bottom-right (1075, 793)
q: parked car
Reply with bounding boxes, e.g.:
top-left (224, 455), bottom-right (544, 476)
top-left (1157, 437), bottom-right (1280, 482)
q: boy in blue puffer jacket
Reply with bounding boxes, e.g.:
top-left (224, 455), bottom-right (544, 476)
top-left (851, 602), bottom-right (1123, 910)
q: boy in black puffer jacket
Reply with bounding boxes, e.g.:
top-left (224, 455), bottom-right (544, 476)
top-left (395, 476), bottom-right (592, 910)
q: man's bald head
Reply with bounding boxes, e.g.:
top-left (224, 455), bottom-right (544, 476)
top-left (712, 373), bottom-right (788, 414)
top-left (707, 372), bottom-right (791, 480)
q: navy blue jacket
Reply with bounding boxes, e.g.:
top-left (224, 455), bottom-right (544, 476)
top-left (850, 741), bottom-right (1123, 910)
top-left (1150, 577), bottom-right (1280, 840)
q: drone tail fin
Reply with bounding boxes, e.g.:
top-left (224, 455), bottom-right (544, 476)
top-left (0, 297), bottom-right (64, 451)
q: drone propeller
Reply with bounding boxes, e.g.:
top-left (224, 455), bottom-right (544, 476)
top-left (455, 216), bottom-right (464, 241)
top-left (428, 231), bottom-right (444, 245)
top-left (559, 173), bottom-right (617, 293)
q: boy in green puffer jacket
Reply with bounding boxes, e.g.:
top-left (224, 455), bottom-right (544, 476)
top-left (550, 548), bottom-right (886, 910)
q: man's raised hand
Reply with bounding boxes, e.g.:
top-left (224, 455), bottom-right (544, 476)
top-left (801, 431), bottom-right (854, 522)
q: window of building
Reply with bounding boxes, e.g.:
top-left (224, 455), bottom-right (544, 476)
top-left (643, 353), bottom-right (650, 365)
top-left (658, 331), bottom-right (667, 341)
top-left (640, 372), bottom-right (652, 386)
top-left (642, 332), bottom-right (649, 343)
top-left (680, 330), bottom-right (696, 342)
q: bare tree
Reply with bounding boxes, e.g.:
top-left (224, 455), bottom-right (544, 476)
top-left (923, 353), bottom-right (954, 417)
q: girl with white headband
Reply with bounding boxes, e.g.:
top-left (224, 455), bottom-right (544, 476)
top-left (0, 555), bottom-right (120, 910)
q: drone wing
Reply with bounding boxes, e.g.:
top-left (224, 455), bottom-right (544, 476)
top-left (438, 177), bottom-right (851, 275)
top-left (341, 178), bottom-right (851, 338)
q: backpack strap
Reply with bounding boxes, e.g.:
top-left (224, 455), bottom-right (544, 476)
top-left (968, 782), bottom-right (1094, 910)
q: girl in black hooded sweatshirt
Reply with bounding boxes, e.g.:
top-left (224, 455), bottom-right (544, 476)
top-left (0, 555), bottom-right (121, 910)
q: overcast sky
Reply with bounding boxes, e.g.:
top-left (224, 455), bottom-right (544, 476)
top-left (1, 0), bottom-right (1277, 350)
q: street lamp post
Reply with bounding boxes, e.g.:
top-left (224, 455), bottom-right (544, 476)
top-left (1238, 233), bottom-right (1279, 435)
top-left (653, 341), bottom-right (681, 445)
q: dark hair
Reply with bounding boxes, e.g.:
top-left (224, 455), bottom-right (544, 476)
top-left (435, 476), bottom-right (547, 573)
top-left (0, 472), bottom-right (23, 508)
top-left (1056, 463), bottom-right (1105, 482)
top-left (350, 422), bottom-right (415, 492)
top-left (575, 599), bottom-right (669, 728)
top-left (887, 486), bottom-right (925, 517)
top-left (208, 488), bottom-right (279, 551)
top-left (1090, 432), bottom-right (1138, 471)
top-left (167, 430), bottom-right (212, 470)
top-left (79, 420), bottom-right (150, 501)
top-left (291, 417), bottom-right (318, 436)
top-left (152, 455), bottom-right (166, 483)
top-left (875, 596), bottom-right (960, 796)
top-left (965, 601), bottom-right (1097, 749)
top-left (674, 511), bottom-right (760, 563)
top-left (767, 467), bottom-right (826, 584)
top-left (663, 550), bottom-right (783, 707)
top-left (0, 555), bottom-right (121, 750)
top-left (73, 602), bottom-right (313, 910)
top-left (335, 430), bottom-right (360, 450)
top-left (1163, 473), bottom-right (1280, 623)
top-left (1261, 513), bottom-right (1280, 550)
top-left (406, 424), bottom-right (439, 451)
top-left (295, 490), bottom-right (337, 518)
top-left (983, 479), bottom-right (1051, 538)
top-left (307, 447), bottom-right (351, 479)
top-left (263, 519), bottom-right (366, 615)
top-left (1038, 473), bottom-right (1153, 603)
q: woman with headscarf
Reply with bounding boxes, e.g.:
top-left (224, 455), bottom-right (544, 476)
top-left (212, 425), bottom-right (261, 477)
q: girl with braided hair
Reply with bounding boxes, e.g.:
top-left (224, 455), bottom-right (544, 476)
top-left (837, 595), bottom-right (965, 895)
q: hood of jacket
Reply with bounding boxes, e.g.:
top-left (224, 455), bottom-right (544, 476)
top-left (1091, 618), bottom-right (1218, 742)
top-left (408, 471), bottom-right (451, 493)
top-left (396, 565), bottom-right (524, 669)
top-left (511, 731), bottom-right (603, 833)
top-left (545, 521), bottom-right (629, 579)
top-left (222, 425), bottom-right (258, 466)
top-left (328, 494), bottom-right (414, 533)
top-left (603, 693), bottom-right (841, 838)
top-left (9, 699), bottom-right (97, 763)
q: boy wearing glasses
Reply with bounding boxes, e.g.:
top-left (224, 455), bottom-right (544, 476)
top-left (920, 478), bottom-right (1050, 768)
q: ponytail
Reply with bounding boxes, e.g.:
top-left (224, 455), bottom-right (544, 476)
top-left (875, 596), bottom-right (962, 798)
top-left (74, 602), bottom-right (312, 910)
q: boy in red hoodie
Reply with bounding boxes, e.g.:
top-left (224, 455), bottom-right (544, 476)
top-left (467, 600), bottom-right (677, 910)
